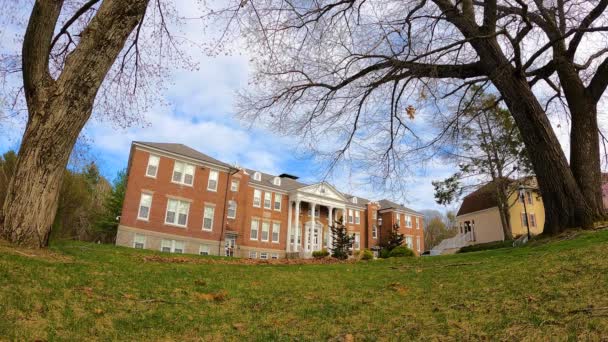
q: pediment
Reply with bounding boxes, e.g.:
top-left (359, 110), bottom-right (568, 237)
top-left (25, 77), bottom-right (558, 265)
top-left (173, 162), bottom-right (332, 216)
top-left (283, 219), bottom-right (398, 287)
top-left (297, 182), bottom-right (347, 202)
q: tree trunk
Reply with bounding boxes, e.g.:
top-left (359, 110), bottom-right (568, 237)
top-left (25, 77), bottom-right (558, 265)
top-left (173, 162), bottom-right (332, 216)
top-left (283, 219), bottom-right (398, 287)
top-left (491, 72), bottom-right (595, 233)
top-left (0, 104), bottom-right (84, 247)
top-left (0, 0), bottom-right (149, 248)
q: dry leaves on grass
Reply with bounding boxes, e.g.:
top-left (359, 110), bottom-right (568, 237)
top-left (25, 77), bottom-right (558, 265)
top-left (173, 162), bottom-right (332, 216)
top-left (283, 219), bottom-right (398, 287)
top-left (194, 290), bottom-right (228, 302)
top-left (388, 282), bottom-right (408, 295)
top-left (141, 254), bottom-right (356, 265)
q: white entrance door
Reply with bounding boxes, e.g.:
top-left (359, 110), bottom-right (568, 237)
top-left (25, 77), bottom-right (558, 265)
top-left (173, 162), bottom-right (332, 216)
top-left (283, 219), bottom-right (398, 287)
top-left (225, 236), bottom-right (236, 257)
top-left (305, 221), bottom-right (323, 252)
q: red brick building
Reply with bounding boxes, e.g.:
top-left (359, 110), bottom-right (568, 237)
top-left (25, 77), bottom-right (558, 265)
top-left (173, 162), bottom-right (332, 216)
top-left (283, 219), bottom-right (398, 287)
top-left (116, 142), bottom-right (425, 258)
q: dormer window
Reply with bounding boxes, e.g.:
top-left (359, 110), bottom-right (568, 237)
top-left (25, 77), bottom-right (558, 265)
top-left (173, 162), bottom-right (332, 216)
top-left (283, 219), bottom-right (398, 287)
top-left (351, 197), bottom-right (358, 204)
top-left (273, 177), bottom-right (281, 186)
top-left (253, 172), bottom-right (261, 181)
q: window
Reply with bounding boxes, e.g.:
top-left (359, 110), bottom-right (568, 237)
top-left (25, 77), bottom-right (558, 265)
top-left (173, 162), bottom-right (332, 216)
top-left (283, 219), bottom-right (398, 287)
top-left (405, 236), bottom-right (413, 250)
top-left (271, 253), bottom-right (279, 260)
top-left (417, 236), bottom-right (421, 252)
top-left (416, 217), bottom-right (421, 229)
top-left (133, 234), bottom-right (146, 249)
top-left (199, 245), bottom-right (210, 256)
top-left (250, 219), bottom-right (259, 240)
top-left (372, 211), bottom-right (377, 220)
top-left (272, 222), bottom-right (280, 243)
top-left (264, 192), bottom-right (272, 209)
top-left (138, 193), bottom-right (152, 220)
top-left (354, 211), bottom-right (361, 224)
top-left (521, 212), bottom-right (528, 226)
top-left (253, 172), bottom-right (261, 181)
top-left (261, 221), bottom-right (270, 241)
top-left (231, 180), bottom-right (239, 192)
top-left (273, 177), bottom-right (281, 186)
top-left (530, 213), bottom-right (537, 227)
top-left (227, 200), bottom-right (237, 219)
top-left (172, 161), bottom-right (195, 185)
top-left (253, 189), bottom-right (262, 207)
top-left (405, 215), bottom-right (412, 228)
top-left (146, 155), bottom-right (159, 177)
top-left (351, 197), bottom-right (358, 204)
top-left (260, 252), bottom-right (269, 260)
top-left (202, 205), bottom-right (214, 231)
top-left (165, 199), bottom-right (190, 227)
top-left (161, 239), bottom-right (184, 253)
top-left (396, 214), bottom-right (401, 227)
top-left (353, 233), bottom-right (360, 250)
top-left (519, 191), bottom-right (525, 203)
top-left (207, 170), bottom-right (219, 191)
top-left (274, 193), bottom-right (282, 211)
top-left (348, 210), bottom-right (354, 224)
top-left (249, 251), bottom-right (258, 259)
top-left (526, 191), bottom-right (533, 205)
top-left (372, 225), bottom-right (378, 239)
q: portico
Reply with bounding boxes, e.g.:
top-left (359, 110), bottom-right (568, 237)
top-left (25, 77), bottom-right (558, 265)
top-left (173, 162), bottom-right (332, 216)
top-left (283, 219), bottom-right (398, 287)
top-left (286, 182), bottom-right (348, 255)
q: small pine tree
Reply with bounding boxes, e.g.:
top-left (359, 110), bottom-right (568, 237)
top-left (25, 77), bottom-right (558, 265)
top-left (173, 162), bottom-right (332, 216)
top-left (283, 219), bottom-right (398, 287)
top-left (383, 224), bottom-right (405, 251)
top-left (94, 169), bottom-right (127, 243)
top-left (330, 217), bottom-right (355, 260)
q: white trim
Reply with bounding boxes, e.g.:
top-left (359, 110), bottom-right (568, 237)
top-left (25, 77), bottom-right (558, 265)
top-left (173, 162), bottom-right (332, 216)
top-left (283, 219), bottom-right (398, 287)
top-left (137, 192), bottom-right (152, 221)
top-left (253, 189), bottom-right (262, 208)
top-left (145, 154), bottom-right (160, 178)
top-left (171, 160), bottom-right (195, 187)
top-left (261, 221), bottom-right (270, 242)
top-left (250, 219), bottom-right (259, 240)
top-left (207, 169), bottom-right (219, 192)
top-left (164, 198), bottom-right (190, 228)
top-left (263, 192), bottom-right (272, 209)
top-left (202, 205), bottom-right (215, 231)
top-left (271, 222), bottom-right (280, 243)
top-left (274, 193), bottom-right (282, 211)
top-left (230, 179), bottom-right (239, 192)
top-left (227, 200), bottom-right (237, 219)
top-left (133, 233), bottom-right (146, 249)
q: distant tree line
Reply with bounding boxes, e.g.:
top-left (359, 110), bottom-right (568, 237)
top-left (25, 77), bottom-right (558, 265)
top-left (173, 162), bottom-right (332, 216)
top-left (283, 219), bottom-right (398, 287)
top-left (0, 150), bottom-right (124, 244)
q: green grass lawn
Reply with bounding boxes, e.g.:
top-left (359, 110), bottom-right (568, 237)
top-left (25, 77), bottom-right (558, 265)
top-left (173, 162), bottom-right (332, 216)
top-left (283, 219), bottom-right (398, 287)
top-left (1, 230), bottom-right (608, 341)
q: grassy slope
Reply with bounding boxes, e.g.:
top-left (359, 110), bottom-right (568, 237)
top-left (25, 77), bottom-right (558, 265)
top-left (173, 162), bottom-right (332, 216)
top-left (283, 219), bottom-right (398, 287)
top-left (1, 231), bottom-right (607, 341)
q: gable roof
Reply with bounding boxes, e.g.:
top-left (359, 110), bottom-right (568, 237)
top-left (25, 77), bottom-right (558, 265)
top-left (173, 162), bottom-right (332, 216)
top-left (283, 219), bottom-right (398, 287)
top-left (135, 142), bottom-right (232, 168)
top-left (244, 168), bottom-right (306, 192)
top-left (456, 178), bottom-right (529, 216)
top-left (378, 199), bottom-right (421, 215)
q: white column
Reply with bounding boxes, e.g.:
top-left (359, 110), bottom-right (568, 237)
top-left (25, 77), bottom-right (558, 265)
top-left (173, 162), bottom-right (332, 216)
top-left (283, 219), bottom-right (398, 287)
top-left (294, 200), bottom-right (300, 252)
top-left (327, 206), bottom-right (334, 249)
top-left (287, 200), bottom-right (293, 252)
top-left (308, 201), bottom-right (316, 252)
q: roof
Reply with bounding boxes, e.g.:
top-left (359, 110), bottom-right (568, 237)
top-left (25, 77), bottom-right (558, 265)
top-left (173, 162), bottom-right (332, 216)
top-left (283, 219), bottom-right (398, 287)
top-left (133, 141), bottom-right (420, 210)
top-left (378, 199), bottom-right (422, 215)
top-left (456, 178), bottom-right (535, 216)
top-left (135, 142), bottom-right (232, 168)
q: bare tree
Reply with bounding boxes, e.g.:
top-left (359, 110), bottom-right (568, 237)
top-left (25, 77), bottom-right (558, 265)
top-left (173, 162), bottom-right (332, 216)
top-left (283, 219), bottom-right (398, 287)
top-left (0, 0), bottom-right (187, 247)
top-left (207, 0), bottom-right (608, 234)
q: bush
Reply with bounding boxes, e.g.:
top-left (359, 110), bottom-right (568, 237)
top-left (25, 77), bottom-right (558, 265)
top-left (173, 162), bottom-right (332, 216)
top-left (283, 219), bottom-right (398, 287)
top-left (389, 246), bottom-right (415, 258)
top-left (361, 249), bottom-right (374, 260)
top-left (379, 248), bottom-right (391, 259)
top-left (312, 249), bottom-right (330, 258)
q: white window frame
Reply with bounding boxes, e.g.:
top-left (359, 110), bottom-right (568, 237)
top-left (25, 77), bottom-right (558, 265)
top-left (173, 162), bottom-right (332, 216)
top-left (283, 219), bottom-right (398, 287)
top-left (405, 215), bottom-right (412, 228)
top-left (353, 233), bottom-right (360, 250)
top-left (261, 221), bottom-right (270, 242)
top-left (405, 236), bottom-right (414, 250)
top-left (231, 180), bottom-right (239, 192)
top-left (172, 161), bottom-right (195, 186)
top-left (271, 253), bottom-right (279, 260)
top-left (202, 204), bottom-right (215, 231)
top-left (272, 222), bottom-right (280, 243)
top-left (250, 219), bottom-right (259, 240)
top-left (253, 189), bottom-right (262, 207)
top-left (354, 210), bottom-right (361, 224)
top-left (273, 177), bottom-right (281, 186)
top-left (161, 239), bottom-right (184, 253)
top-left (416, 217), bottom-right (421, 229)
top-left (521, 212), bottom-right (528, 226)
top-left (207, 170), bottom-right (219, 192)
top-left (146, 154), bottom-right (160, 178)
top-left (260, 252), bottom-right (269, 260)
top-left (396, 214), bottom-right (401, 227)
top-left (249, 251), bottom-right (258, 259)
top-left (274, 193), bottom-right (282, 211)
top-left (199, 245), bottom-right (210, 256)
top-left (263, 192), bottom-right (272, 209)
top-left (137, 193), bottom-right (152, 221)
top-left (372, 225), bottom-right (378, 239)
top-left (348, 209), bottom-right (354, 224)
top-left (227, 200), bottom-right (237, 219)
top-left (352, 197), bottom-right (358, 204)
top-left (253, 172), bottom-right (261, 181)
top-left (133, 233), bottom-right (146, 249)
top-left (164, 198), bottom-right (190, 227)
top-left (372, 211), bottom-right (377, 220)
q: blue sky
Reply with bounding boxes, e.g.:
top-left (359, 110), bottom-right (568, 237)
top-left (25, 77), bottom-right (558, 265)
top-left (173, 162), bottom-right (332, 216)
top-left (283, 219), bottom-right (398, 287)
top-left (0, 2), bottom-right (521, 214)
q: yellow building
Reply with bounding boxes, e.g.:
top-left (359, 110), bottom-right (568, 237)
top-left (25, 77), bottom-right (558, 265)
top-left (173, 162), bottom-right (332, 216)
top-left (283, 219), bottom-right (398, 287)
top-left (455, 178), bottom-right (545, 244)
